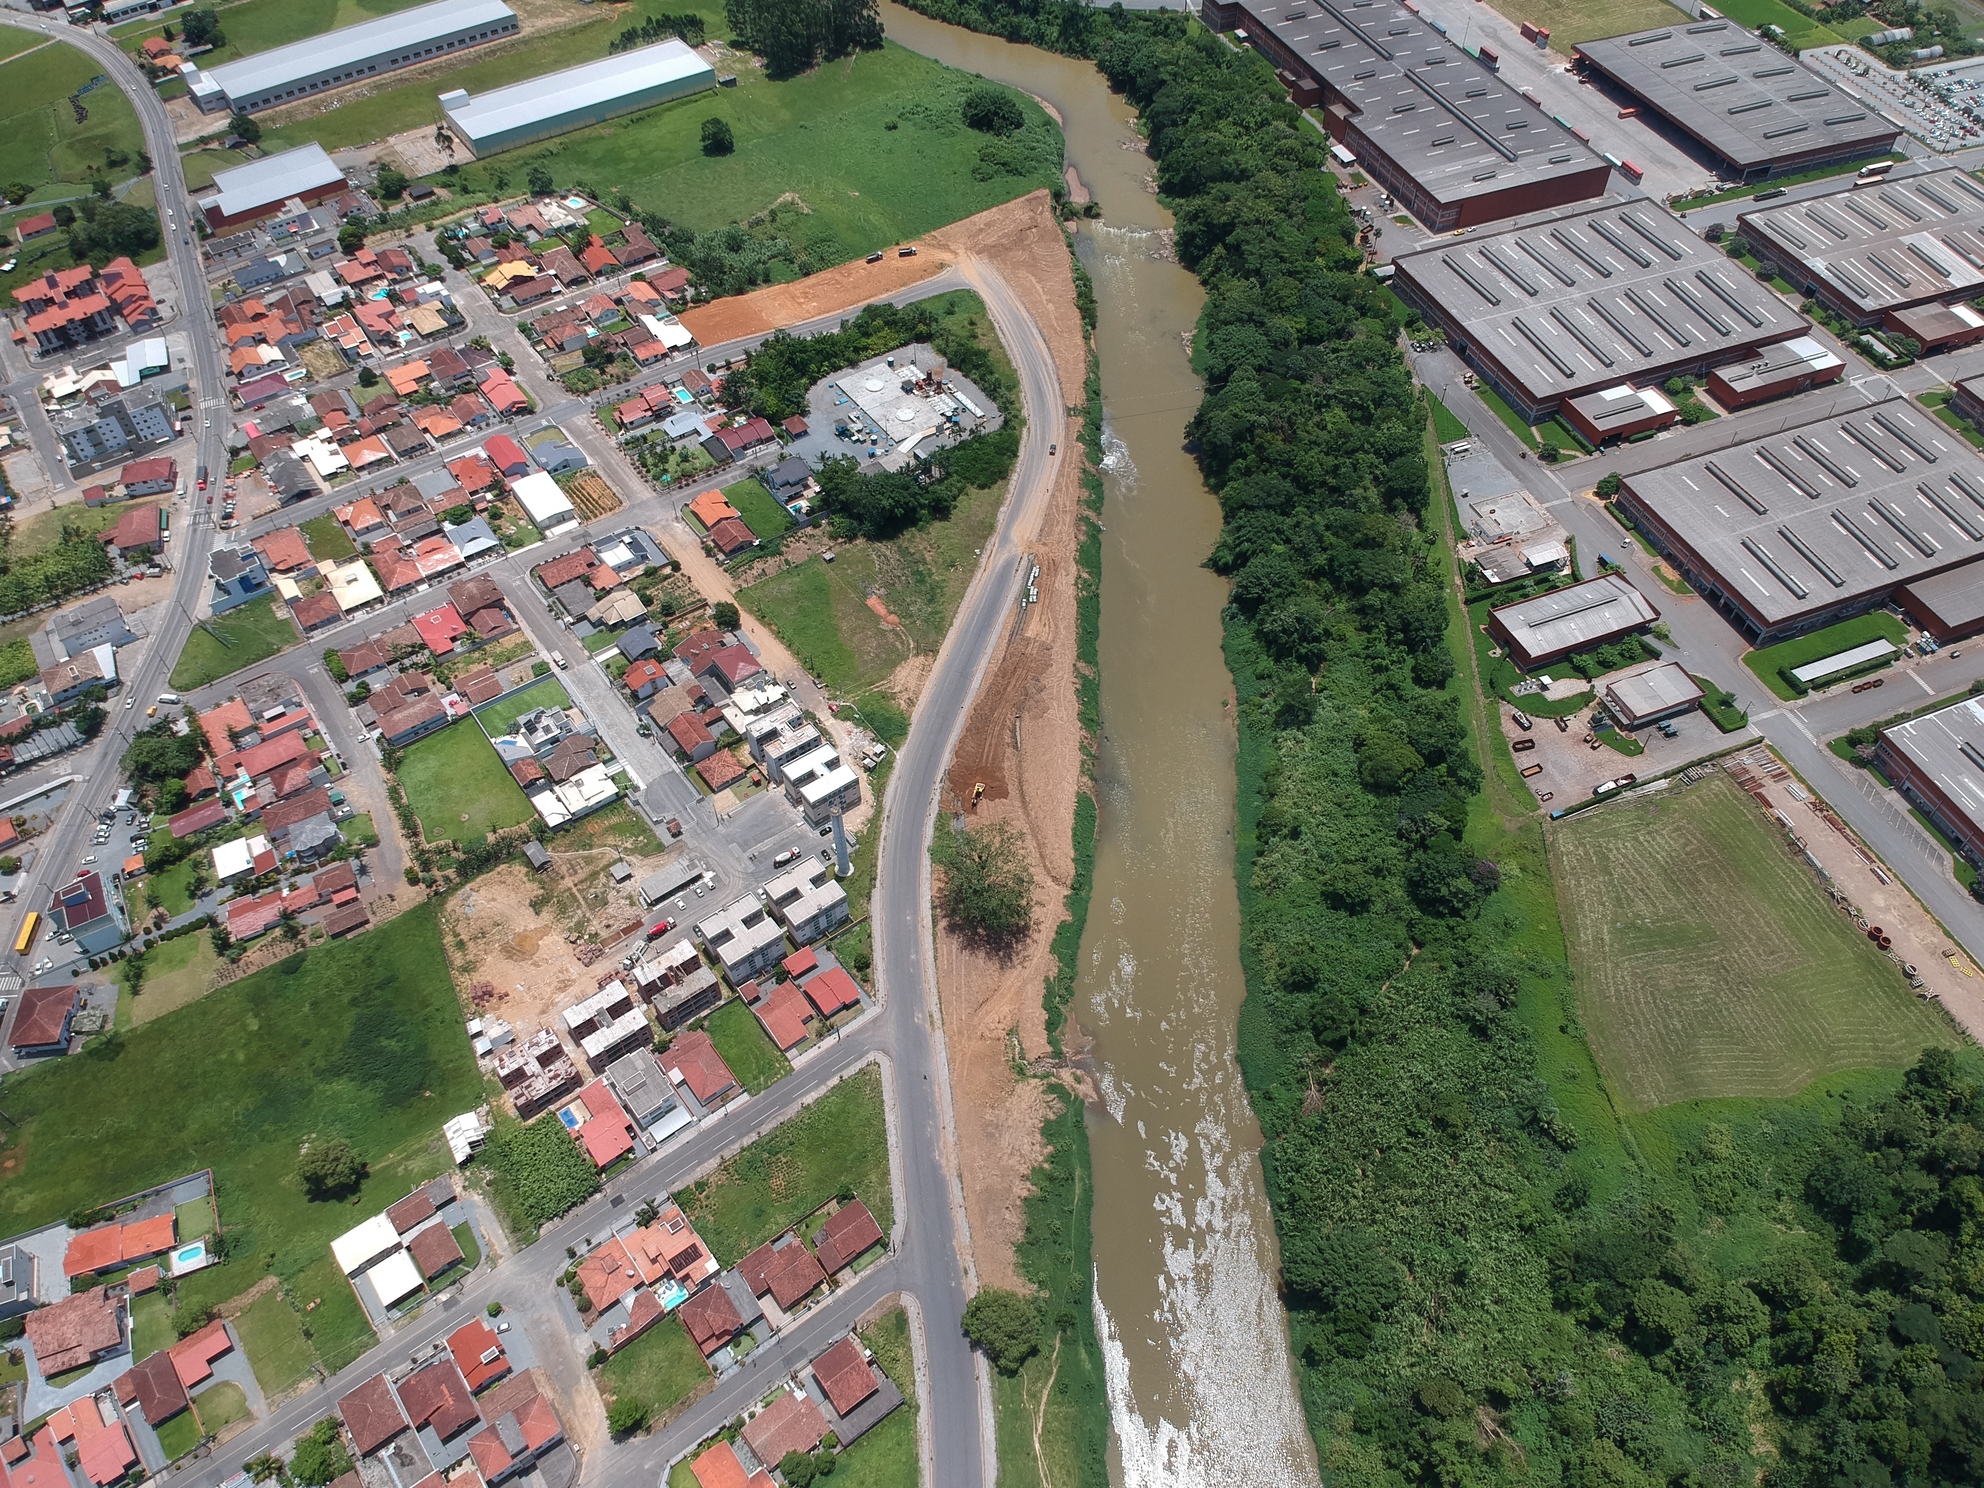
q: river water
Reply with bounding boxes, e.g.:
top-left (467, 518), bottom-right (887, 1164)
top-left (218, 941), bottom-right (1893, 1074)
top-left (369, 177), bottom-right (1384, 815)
top-left (878, 8), bottom-right (1319, 1482)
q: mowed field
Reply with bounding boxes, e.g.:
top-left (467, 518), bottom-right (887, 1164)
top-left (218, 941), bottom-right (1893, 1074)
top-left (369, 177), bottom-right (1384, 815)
top-left (0, 39), bottom-right (148, 218)
top-left (112, 0), bottom-right (432, 57)
top-left (1549, 773), bottom-right (1954, 1109)
top-left (1483, 0), bottom-right (1691, 50)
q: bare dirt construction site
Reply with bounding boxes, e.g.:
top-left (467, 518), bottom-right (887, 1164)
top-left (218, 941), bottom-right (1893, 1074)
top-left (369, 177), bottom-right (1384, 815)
top-left (439, 826), bottom-right (680, 1042)
top-left (924, 192), bottom-right (1091, 1291)
top-left (678, 250), bottom-right (952, 347)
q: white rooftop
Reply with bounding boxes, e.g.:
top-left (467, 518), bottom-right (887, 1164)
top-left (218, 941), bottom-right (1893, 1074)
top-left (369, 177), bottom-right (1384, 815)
top-left (366, 1247), bottom-right (424, 1306)
top-left (440, 37), bottom-right (714, 146)
top-left (330, 1212), bottom-right (401, 1276)
top-left (203, 0), bottom-right (516, 103)
top-left (510, 470), bottom-right (576, 532)
top-left (202, 144), bottom-right (345, 222)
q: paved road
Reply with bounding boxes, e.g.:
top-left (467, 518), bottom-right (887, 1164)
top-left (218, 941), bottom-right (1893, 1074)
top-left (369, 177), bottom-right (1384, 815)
top-left (0, 14), bottom-right (226, 980)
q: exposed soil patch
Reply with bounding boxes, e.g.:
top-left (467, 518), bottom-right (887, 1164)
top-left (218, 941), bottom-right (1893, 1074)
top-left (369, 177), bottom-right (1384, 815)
top-left (679, 249), bottom-right (952, 346)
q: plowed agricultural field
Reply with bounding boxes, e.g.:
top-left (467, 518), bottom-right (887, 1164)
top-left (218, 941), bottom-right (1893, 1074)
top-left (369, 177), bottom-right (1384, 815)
top-left (1549, 773), bottom-right (1954, 1109)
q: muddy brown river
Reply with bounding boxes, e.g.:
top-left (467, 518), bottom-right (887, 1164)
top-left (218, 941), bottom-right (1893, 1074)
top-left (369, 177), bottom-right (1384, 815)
top-left (879, 8), bottom-right (1319, 1481)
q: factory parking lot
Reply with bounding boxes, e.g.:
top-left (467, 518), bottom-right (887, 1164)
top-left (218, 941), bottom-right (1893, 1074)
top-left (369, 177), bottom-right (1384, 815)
top-left (1500, 696), bottom-right (1749, 803)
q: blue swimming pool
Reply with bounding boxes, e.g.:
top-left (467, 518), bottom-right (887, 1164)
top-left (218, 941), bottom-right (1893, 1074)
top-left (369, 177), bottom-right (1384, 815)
top-left (169, 1240), bottom-right (210, 1275)
top-left (656, 1277), bottom-right (688, 1311)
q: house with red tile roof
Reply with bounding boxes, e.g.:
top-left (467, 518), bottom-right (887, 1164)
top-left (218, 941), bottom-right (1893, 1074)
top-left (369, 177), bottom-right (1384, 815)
top-left (740, 1388), bottom-right (828, 1466)
top-left (410, 602), bottom-right (469, 656)
top-left (810, 1335), bottom-right (880, 1417)
top-left (449, 1319), bottom-right (511, 1392)
top-left (664, 710), bottom-right (715, 762)
top-left (811, 1199), bottom-right (884, 1275)
top-left (706, 517), bottom-right (757, 560)
top-left (677, 1280), bottom-right (745, 1358)
top-left (531, 547), bottom-right (596, 592)
top-left (119, 457), bottom-right (176, 496)
top-left (102, 504), bottom-right (163, 558)
top-left (339, 1373), bottom-right (409, 1456)
top-left (689, 1441), bottom-right (771, 1488)
top-left (168, 800), bottom-right (227, 838)
top-left (74, 1418), bottom-right (138, 1487)
top-left (801, 965), bottom-right (864, 1020)
top-left (660, 1030), bottom-right (738, 1107)
top-left (9, 983), bottom-right (78, 1056)
top-left (751, 981), bottom-right (812, 1054)
top-left (114, 1349), bottom-right (190, 1427)
top-left (23, 1287), bottom-right (122, 1375)
top-left (480, 372), bottom-right (529, 416)
top-left (168, 1318), bottom-right (234, 1390)
top-left (740, 1234), bottom-right (826, 1312)
top-left (464, 1371), bottom-right (563, 1485)
top-left (292, 592), bottom-right (343, 633)
top-left (483, 434), bottom-right (529, 476)
top-left (398, 1359), bottom-right (480, 1441)
top-left (572, 1080), bottom-right (635, 1170)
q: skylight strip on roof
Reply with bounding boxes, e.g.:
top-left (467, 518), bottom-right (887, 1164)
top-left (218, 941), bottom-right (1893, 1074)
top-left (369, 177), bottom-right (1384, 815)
top-left (1832, 508), bottom-right (1899, 568)
top-left (1918, 483), bottom-right (1982, 540)
top-left (1873, 497), bottom-right (1939, 556)
top-left (1757, 446), bottom-right (1820, 496)
top-left (1742, 537), bottom-right (1808, 598)
top-left (1777, 525), bottom-right (1845, 587)
top-left (1875, 412), bottom-right (1938, 462)
top-left (1794, 435), bottom-right (1858, 486)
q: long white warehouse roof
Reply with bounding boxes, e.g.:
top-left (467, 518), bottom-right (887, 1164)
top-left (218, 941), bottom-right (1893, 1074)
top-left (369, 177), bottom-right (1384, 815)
top-left (204, 0), bottom-right (516, 102)
top-left (202, 144), bottom-right (346, 219)
top-left (441, 38), bottom-right (714, 146)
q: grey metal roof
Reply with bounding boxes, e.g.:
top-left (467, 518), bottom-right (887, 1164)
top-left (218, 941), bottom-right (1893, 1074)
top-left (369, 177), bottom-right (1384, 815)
top-left (1602, 661), bottom-right (1703, 720)
top-left (1708, 333), bottom-right (1842, 396)
top-left (202, 145), bottom-right (345, 221)
top-left (1881, 695), bottom-right (1984, 837)
top-left (1239, 0), bottom-right (1605, 210)
top-left (440, 38), bottom-right (714, 146)
top-left (1393, 201), bottom-right (1801, 405)
top-left (1565, 383), bottom-right (1676, 436)
top-left (1737, 165), bottom-right (1984, 315)
top-left (1574, 22), bottom-right (1899, 172)
top-left (1621, 396), bottom-right (1984, 628)
top-left (1489, 572), bottom-right (1658, 658)
top-left (1900, 554), bottom-right (1984, 631)
top-left (204, 0), bottom-right (515, 101)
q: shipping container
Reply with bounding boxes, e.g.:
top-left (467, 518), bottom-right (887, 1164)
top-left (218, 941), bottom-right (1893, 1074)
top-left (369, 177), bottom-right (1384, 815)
top-left (1479, 44), bottom-right (1499, 67)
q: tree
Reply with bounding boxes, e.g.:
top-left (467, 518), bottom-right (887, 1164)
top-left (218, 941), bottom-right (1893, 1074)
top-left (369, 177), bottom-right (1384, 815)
top-left (700, 116), bottom-right (735, 156)
top-left (227, 110), bottom-right (261, 146)
top-left (376, 165), bottom-right (408, 202)
top-left (122, 722), bottom-right (202, 789)
top-left (356, 366), bottom-right (379, 389)
top-left (605, 1398), bottom-right (648, 1435)
top-left (2, 184), bottom-right (28, 206)
top-left (526, 164), bottom-right (554, 196)
top-left (1539, 439), bottom-right (1562, 463)
top-left (724, 0), bottom-right (882, 77)
top-left (962, 1288), bottom-right (1039, 1374)
top-left (961, 84), bottom-right (1024, 136)
top-left (1595, 471), bottom-right (1622, 498)
top-left (932, 820), bottom-right (1034, 951)
top-left (296, 1138), bottom-right (365, 1199)
top-left (288, 1420), bottom-right (352, 1487)
top-left (181, 8), bottom-right (225, 49)
top-left (338, 220), bottom-right (368, 254)
top-left (711, 600), bottom-right (740, 630)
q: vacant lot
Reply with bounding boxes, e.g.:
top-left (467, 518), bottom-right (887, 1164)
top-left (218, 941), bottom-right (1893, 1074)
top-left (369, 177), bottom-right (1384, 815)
top-left (679, 1065), bottom-right (889, 1264)
top-left (596, 1318), bottom-right (709, 1426)
top-left (397, 720), bottom-right (535, 843)
top-left (234, 1289), bottom-right (314, 1397)
top-left (301, 515), bottom-right (357, 562)
top-left (114, 0), bottom-right (431, 56)
top-left (1743, 611), bottom-right (1909, 701)
top-left (1706, 0), bottom-right (1847, 48)
top-left (703, 998), bottom-right (791, 1095)
top-left (129, 933), bottom-right (220, 1025)
top-left (726, 480), bottom-right (794, 546)
top-left (170, 597), bottom-right (297, 691)
top-left (1550, 774), bottom-right (1954, 1109)
top-left (1479, 0), bottom-right (1691, 50)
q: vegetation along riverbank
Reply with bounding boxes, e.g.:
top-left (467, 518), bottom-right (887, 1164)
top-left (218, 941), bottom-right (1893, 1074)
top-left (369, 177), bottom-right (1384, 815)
top-left (904, 3), bottom-right (1984, 1484)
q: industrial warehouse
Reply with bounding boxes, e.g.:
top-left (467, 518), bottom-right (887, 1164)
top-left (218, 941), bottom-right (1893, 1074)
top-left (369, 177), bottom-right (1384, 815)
top-left (1200, 0), bottom-right (1611, 230)
top-left (1615, 397), bottom-right (1984, 642)
top-left (1390, 201), bottom-right (1804, 419)
top-left (185, 0), bottom-right (520, 114)
top-left (440, 37), bottom-right (717, 156)
top-left (1572, 22), bottom-right (1900, 181)
top-left (1487, 572), bottom-right (1660, 668)
top-left (1736, 165), bottom-right (1984, 325)
top-left (198, 144), bottom-right (349, 232)
top-left (1876, 696), bottom-right (1984, 868)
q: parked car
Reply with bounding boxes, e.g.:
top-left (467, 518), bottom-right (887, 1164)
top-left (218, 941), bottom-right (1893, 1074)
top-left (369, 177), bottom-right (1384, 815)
top-left (1511, 710), bottom-right (1533, 731)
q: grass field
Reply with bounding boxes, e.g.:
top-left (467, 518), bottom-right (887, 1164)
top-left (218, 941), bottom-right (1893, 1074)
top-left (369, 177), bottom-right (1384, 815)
top-left (596, 1318), bottom-right (709, 1427)
top-left (726, 480), bottom-right (794, 546)
top-left (1473, 0), bottom-right (1689, 50)
top-left (193, 1381), bottom-right (250, 1435)
top-left (154, 1410), bottom-right (203, 1462)
top-left (235, 1289), bottom-right (315, 1396)
top-left (397, 721), bottom-right (534, 843)
top-left (301, 514), bottom-right (357, 562)
top-left (1706, 0), bottom-right (1848, 48)
top-left (247, 28), bottom-right (1057, 269)
top-left (170, 597), bottom-right (297, 691)
top-left (833, 1306), bottom-right (917, 1488)
top-left (679, 1065), bottom-right (889, 1265)
top-left (1549, 774), bottom-right (1954, 1110)
top-left (0, 908), bottom-right (470, 1367)
top-left (741, 475), bottom-right (1005, 695)
top-left (129, 934), bottom-right (219, 1026)
top-left (1429, 394), bottom-right (1470, 444)
top-left (0, 39), bottom-right (149, 225)
top-left (1743, 610), bottom-right (1909, 700)
top-left (130, 1291), bottom-right (172, 1361)
top-left (113, 0), bottom-right (431, 56)
top-left (702, 999), bottom-right (792, 1095)
top-left (474, 677), bottom-right (572, 739)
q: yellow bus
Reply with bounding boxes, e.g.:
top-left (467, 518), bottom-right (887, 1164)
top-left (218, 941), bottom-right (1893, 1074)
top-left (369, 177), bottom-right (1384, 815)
top-left (13, 911), bottom-right (38, 956)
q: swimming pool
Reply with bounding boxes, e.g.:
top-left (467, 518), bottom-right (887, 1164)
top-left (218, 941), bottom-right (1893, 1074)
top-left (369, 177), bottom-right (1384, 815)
top-left (557, 1105), bottom-right (583, 1131)
top-left (656, 1277), bottom-right (688, 1312)
top-left (169, 1240), bottom-right (210, 1276)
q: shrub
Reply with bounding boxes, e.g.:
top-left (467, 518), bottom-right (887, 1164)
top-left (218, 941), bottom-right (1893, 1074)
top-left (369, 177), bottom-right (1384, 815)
top-left (700, 117), bottom-right (734, 156)
top-left (932, 820), bottom-right (1034, 951)
top-left (962, 1287), bottom-right (1039, 1373)
top-left (962, 84), bottom-right (1024, 135)
top-left (606, 1398), bottom-right (647, 1435)
top-left (296, 1138), bottom-right (365, 1199)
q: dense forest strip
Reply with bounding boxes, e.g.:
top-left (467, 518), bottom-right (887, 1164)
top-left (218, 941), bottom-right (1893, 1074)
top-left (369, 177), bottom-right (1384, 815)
top-left (900, 4), bottom-right (1984, 1486)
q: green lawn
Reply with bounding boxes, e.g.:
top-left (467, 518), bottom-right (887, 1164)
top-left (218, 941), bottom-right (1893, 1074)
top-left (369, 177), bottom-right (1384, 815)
top-left (452, 1222), bottom-right (481, 1271)
top-left (286, 1253), bottom-right (377, 1373)
top-left (727, 480), bottom-right (795, 545)
top-left (1474, 383), bottom-right (1540, 450)
top-left (175, 1197), bottom-right (215, 1240)
top-left (703, 999), bottom-right (793, 1096)
top-left (154, 1410), bottom-right (204, 1462)
top-left (679, 1065), bottom-right (890, 1265)
top-left (396, 721), bottom-right (535, 843)
top-left (180, 147), bottom-right (255, 194)
top-left (0, 909), bottom-right (468, 1361)
top-left (234, 1289), bottom-right (315, 1397)
top-left (140, 858), bottom-right (198, 918)
top-left (474, 677), bottom-right (572, 739)
top-left (596, 1318), bottom-right (709, 1426)
top-left (1439, 0), bottom-right (1689, 50)
top-left (130, 1291), bottom-right (173, 1362)
top-left (834, 1306), bottom-right (916, 1488)
top-left (0, 39), bottom-right (149, 223)
top-left (192, 1381), bottom-right (250, 1435)
top-left (301, 515), bottom-right (357, 562)
top-left (1548, 774), bottom-right (1954, 1110)
top-left (1742, 611), bottom-right (1910, 700)
top-left (1705, 0), bottom-right (1847, 48)
top-left (170, 597), bottom-right (297, 691)
top-left (114, 0), bottom-right (431, 54)
top-left (1428, 394), bottom-right (1470, 444)
top-left (741, 474), bottom-right (1006, 694)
